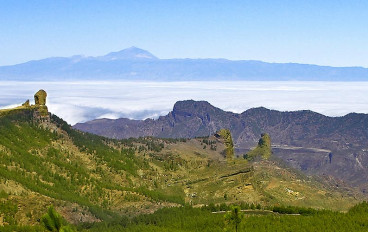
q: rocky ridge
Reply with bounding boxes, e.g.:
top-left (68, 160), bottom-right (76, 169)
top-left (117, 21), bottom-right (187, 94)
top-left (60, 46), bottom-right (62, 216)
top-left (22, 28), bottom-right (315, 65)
top-left (74, 100), bottom-right (368, 192)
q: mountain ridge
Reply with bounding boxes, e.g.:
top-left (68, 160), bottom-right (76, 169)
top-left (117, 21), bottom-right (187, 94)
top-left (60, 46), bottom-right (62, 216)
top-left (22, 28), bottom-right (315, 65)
top-left (74, 100), bottom-right (368, 142)
top-left (1, 47), bottom-right (368, 81)
top-left (74, 100), bottom-right (368, 193)
top-left (99, 46), bottom-right (158, 61)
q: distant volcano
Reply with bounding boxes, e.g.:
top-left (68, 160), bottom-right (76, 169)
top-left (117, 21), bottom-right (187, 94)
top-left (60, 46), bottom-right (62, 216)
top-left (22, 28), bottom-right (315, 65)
top-left (0, 46), bottom-right (367, 81)
top-left (99, 46), bottom-right (158, 61)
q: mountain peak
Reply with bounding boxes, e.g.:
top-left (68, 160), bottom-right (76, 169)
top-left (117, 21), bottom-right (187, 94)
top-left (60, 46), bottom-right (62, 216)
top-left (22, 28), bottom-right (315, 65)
top-left (101, 47), bottom-right (158, 61)
top-left (173, 100), bottom-right (214, 113)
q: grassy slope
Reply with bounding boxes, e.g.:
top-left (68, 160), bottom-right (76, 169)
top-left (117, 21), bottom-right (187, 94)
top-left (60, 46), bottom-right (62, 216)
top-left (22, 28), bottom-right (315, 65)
top-left (0, 110), bottom-right (182, 225)
top-left (0, 108), bottom-right (362, 229)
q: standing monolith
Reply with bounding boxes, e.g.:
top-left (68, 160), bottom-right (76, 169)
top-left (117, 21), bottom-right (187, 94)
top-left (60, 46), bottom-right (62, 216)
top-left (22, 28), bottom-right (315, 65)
top-left (34, 89), bottom-right (48, 116)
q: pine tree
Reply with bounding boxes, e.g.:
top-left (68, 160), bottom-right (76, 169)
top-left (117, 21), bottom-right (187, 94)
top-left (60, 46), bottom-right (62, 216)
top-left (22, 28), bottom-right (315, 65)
top-left (41, 206), bottom-right (75, 232)
top-left (224, 206), bottom-right (244, 232)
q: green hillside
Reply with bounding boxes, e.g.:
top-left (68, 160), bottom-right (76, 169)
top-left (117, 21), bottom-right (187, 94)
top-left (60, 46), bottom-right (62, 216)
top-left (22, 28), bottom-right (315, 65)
top-left (0, 94), bottom-right (365, 231)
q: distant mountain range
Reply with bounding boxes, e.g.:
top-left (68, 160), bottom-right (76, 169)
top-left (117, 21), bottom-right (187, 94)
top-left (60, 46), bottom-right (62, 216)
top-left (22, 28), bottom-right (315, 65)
top-left (1, 46), bottom-right (367, 81)
top-left (74, 100), bottom-right (368, 192)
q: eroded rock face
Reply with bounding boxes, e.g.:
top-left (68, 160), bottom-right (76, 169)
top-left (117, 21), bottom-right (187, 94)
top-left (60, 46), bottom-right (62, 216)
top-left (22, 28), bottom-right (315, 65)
top-left (34, 90), bottom-right (47, 105)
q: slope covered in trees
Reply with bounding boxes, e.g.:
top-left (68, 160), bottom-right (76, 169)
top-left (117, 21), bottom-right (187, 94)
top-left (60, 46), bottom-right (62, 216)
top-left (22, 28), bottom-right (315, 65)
top-left (0, 101), bottom-right (365, 231)
top-left (81, 202), bottom-right (368, 232)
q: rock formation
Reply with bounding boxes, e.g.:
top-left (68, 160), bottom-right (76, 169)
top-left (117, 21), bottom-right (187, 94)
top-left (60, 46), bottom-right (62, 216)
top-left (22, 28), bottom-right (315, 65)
top-left (0, 90), bottom-right (49, 118)
top-left (34, 89), bottom-right (47, 105)
top-left (33, 89), bottom-right (48, 116)
top-left (22, 100), bottom-right (30, 107)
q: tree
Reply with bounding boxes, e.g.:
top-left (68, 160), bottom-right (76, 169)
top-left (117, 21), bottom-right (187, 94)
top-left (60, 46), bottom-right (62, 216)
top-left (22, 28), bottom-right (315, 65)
top-left (224, 206), bottom-right (244, 232)
top-left (41, 206), bottom-right (75, 232)
top-left (217, 129), bottom-right (234, 160)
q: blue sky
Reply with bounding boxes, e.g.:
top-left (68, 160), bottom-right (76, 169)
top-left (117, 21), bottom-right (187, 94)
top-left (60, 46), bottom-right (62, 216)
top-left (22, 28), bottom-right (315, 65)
top-left (1, 0), bottom-right (367, 67)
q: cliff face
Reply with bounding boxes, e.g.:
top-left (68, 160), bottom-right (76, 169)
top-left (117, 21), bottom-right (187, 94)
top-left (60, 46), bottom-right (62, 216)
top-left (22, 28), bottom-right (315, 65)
top-left (74, 100), bottom-right (368, 191)
top-left (74, 100), bottom-right (240, 139)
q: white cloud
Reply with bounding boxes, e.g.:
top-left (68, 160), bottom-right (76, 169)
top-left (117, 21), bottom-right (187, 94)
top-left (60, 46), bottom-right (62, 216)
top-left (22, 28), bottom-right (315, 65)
top-left (1, 81), bottom-right (368, 125)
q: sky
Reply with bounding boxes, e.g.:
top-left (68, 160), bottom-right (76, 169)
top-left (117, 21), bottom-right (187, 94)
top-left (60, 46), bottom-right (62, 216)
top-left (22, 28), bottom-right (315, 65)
top-left (0, 0), bottom-right (367, 67)
top-left (1, 81), bottom-right (368, 125)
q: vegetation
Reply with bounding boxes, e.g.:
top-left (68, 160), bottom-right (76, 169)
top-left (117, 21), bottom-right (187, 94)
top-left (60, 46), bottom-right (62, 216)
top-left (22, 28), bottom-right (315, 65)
top-left (77, 202), bottom-right (368, 231)
top-left (224, 206), bottom-right (244, 232)
top-left (217, 129), bottom-right (234, 160)
top-left (1, 193), bottom-right (367, 231)
top-left (244, 133), bottom-right (272, 160)
top-left (0, 200), bottom-right (18, 225)
top-left (41, 206), bottom-right (76, 232)
top-left (0, 110), bottom-right (186, 222)
top-left (0, 103), bottom-right (365, 231)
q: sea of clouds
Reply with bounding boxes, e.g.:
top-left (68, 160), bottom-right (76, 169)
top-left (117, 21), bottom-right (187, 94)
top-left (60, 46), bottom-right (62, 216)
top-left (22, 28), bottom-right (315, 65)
top-left (1, 81), bottom-right (367, 125)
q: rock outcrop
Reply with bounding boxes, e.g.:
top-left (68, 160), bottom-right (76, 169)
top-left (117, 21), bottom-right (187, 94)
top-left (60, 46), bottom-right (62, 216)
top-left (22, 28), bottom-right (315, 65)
top-left (34, 89), bottom-right (47, 105)
top-left (22, 100), bottom-right (30, 107)
top-left (33, 89), bottom-right (48, 116)
top-left (0, 90), bottom-right (48, 117)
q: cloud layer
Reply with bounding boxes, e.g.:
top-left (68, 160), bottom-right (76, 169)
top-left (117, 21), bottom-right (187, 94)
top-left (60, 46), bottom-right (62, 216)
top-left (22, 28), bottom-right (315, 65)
top-left (1, 81), bottom-right (368, 125)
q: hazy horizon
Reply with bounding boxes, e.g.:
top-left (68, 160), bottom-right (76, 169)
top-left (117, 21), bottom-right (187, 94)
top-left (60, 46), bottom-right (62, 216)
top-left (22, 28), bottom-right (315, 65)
top-left (1, 46), bottom-right (367, 69)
